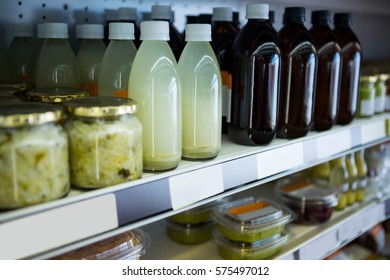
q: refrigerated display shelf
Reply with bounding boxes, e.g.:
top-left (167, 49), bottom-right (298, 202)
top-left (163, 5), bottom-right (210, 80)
top-left (0, 114), bottom-right (389, 259)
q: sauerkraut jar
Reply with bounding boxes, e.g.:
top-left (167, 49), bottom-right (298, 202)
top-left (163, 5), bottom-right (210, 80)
top-left (64, 97), bottom-right (142, 188)
top-left (0, 103), bottom-right (69, 209)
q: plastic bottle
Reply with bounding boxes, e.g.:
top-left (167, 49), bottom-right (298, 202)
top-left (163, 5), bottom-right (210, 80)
top-left (128, 21), bottom-right (181, 171)
top-left (228, 3), bottom-right (281, 145)
top-left (311, 161), bottom-right (331, 185)
top-left (345, 153), bottom-right (358, 205)
top-left (35, 23), bottom-right (80, 88)
top-left (7, 23), bottom-right (36, 82)
top-left (355, 149), bottom-right (368, 202)
top-left (357, 75), bottom-right (376, 118)
top-left (118, 7), bottom-right (141, 48)
top-left (333, 13), bottom-right (362, 125)
top-left (310, 10), bottom-right (342, 131)
top-left (179, 24), bottom-right (222, 159)
top-left (76, 24), bottom-right (106, 97)
top-left (329, 156), bottom-right (349, 210)
top-left (98, 22), bottom-right (136, 98)
top-left (151, 5), bottom-right (184, 61)
top-left (374, 74), bottom-right (387, 114)
top-left (211, 7), bottom-right (238, 134)
top-left (103, 9), bottom-right (119, 45)
top-left (277, 7), bottom-right (317, 139)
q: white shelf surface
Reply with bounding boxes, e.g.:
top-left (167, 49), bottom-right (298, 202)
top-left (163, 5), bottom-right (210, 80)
top-left (0, 115), bottom-right (389, 259)
top-left (142, 196), bottom-right (390, 260)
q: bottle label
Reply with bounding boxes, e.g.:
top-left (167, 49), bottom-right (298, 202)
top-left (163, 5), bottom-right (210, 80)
top-left (375, 95), bottom-right (385, 113)
top-left (81, 83), bottom-right (99, 97)
top-left (359, 99), bottom-right (375, 116)
top-left (221, 71), bottom-right (232, 123)
top-left (114, 89), bottom-right (128, 98)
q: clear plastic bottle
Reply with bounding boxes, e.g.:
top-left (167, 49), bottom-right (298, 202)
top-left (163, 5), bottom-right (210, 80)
top-left (228, 3), bottom-right (281, 145)
top-left (309, 10), bottom-right (342, 131)
top-left (333, 13), bottom-right (362, 125)
top-left (118, 7), bottom-right (141, 48)
top-left (7, 23), bottom-right (36, 82)
top-left (179, 24), bottom-right (222, 159)
top-left (329, 157), bottom-right (349, 210)
top-left (277, 7), bottom-right (317, 139)
top-left (103, 9), bottom-right (119, 45)
top-left (128, 21), bottom-right (181, 171)
top-left (355, 149), bottom-right (368, 202)
top-left (311, 161), bottom-right (331, 185)
top-left (345, 153), bottom-right (358, 205)
top-left (151, 5), bottom-right (184, 61)
top-left (35, 23), bottom-right (80, 88)
top-left (211, 7), bottom-right (238, 134)
top-left (77, 24), bottom-right (106, 97)
top-left (98, 22), bottom-right (137, 98)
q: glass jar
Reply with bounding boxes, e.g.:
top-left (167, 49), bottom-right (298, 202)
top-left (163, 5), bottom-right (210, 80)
top-left (0, 103), bottom-right (69, 209)
top-left (64, 97), bottom-right (143, 189)
top-left (375, 74), bottom-right (388, 114)
top-left (0, 79), bottom-right (34, 100)
top-left (357, 75), bottom-right (376, 118)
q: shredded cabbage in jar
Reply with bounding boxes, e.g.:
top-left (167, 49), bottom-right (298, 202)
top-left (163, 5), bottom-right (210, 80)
top-left (65, 115), bottom-right (142, 188)
top-left (0, 124), bottom-right (69, 209)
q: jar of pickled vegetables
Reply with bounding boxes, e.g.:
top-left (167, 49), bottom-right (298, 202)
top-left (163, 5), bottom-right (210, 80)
top-left (64, 97), bottom-right (143, 188)
top-left (0, 103), bottom-right (69, 209)
top-left (357, 75), bottom-right (376, 118)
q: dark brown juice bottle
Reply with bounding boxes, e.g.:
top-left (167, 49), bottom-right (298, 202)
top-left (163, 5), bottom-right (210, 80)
top-left (211, 7), bottom-right (238, 134)
top-left (151, 5), bottom-right (184, 61)
top-left (333, 13), bottom-right (362, 125)
top-left (277, 7), bottom-right (318, 139)
top-left (228, 3), bottom-right (281, 145)
top-left (310, 10), bottom-right (342, 131)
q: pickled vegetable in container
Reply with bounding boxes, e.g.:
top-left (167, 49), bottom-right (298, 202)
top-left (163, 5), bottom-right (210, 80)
top-left (0, 103), bottom-right (69, 209)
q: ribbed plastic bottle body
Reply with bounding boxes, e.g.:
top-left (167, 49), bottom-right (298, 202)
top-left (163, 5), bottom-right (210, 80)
top-left (334, 25), bottom-right (362, 125)
top-left (277, 23), bottom-right (317, 139)
top-left (228, 19), bottom-right (281, 145)
top-left (35, 38), bottom-right (80, 88)
top-left (179, 41), bottom-right (222, 159)
top-left (7, 37), bottom-right (36, 81)
top-left (98, 40), bottom-right (137, 97)
top-left (310, 25), bottom-right (342, 131)
top-left (128, 40), bottom-right (181, 171)
top-left (77, 39), bottom-right (106, 97)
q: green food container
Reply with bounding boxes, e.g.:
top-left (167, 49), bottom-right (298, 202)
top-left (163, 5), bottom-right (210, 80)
top-left (166, 219), bottom-right (215, 244)
top-left (213, 197), bottom-right (293, 243)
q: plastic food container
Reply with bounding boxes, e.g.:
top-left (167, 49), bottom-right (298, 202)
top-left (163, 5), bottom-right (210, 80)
top-left (214, 231), bottom-right (289, 260)
top-left (166, 219), bottom-right (215, 244)
top-left (213, 197), bottom-right (293, 242)
top-left (64, 97), bottom-right (143, 188)
top-left (54, 229), bottom-right (149, 260)
top-left (276, 180), bottom-right (338, 224)
top-left (0, 103), bottom-right (69, 209)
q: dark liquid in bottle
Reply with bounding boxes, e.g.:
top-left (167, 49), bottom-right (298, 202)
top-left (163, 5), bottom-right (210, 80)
top-left (228, 19), bottom-right (281, 145)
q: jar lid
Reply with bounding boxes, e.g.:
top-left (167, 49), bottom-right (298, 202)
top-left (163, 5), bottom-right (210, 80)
top-left (0, 79), bottom-right (34, 92)
top-left (0, 103), bottom-right (62, 128)
top-left (360, 75), bottom-right (378, 83)
top-left (27, 87), bottom-right (89, 103)
top-left (212, 7), bottom-right (233, 22)
top-left (65, 97), bottom-right (138, 117)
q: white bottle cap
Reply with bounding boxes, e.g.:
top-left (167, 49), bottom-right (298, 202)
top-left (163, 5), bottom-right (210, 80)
top-left (185, 24), bottom-right (211, 42)
top-left (246, 3), bottom-right (269, 20)
top-left (212, 7), bottom-right (233, 22)
top-left (118, 7), bottom-right (137, 21)
top-left (78, 24), bottom-right (104, 39)
top-left (104, 9), bottom-right (119, 21)
top-left (12, 23), bottom-right (33, 37)
top-left (37, 23), bottom-right (44, 39)
top-left (151, 5), bottom-right (172, 21)
top-left (140, 21), bottom-right (169, 41)
top-left (109, 22), bottom-right (134, 40)
top-left (41, 23), bottom-right (68, 39)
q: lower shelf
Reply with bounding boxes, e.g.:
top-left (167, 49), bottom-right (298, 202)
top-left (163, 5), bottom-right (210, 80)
top-left (141, 195), bottom-right (390, 260)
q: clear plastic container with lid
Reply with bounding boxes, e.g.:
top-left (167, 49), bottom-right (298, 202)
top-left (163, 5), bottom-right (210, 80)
top-left (0, 103), bottom-right (69, 209)
top-left (213, 197), bottom-right (293, 242)
top-left (99, 22), bottom-right (137, 98)
top-left (166, 219), bottom-right (215, 244)
top-left (64, 97), bottom-right (143, 188)
top-left (35, 23), bottom-right (81, 88)
top-left (214, 231), bottom-right (289, 260)
top-left (276, 180), bottom-right (338, 224)
top-left (54, 229), bottom-right (149, 260)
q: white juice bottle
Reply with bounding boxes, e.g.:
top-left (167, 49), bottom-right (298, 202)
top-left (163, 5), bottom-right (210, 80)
top-left (35, 23), bottom-right (80, 88)
top-left (178, 24), bottom-right (222, 159)
top-left (77, 24), bottom-right (106, 97)
top-left (128, 21), bottom-right (181, 171)
top-left (98, 22), bottom-right (136, 97)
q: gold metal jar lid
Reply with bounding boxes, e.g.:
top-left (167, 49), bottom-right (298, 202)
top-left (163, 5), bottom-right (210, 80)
top-left (360, 75), bottom-right (378, 83)
top-left (0, 79), bottom-right (34, 92)
top-left (0, 103), bottom-right (62, 128)
top-left (26, 87), bottom-right (89, 103)
top-left (65, 97), bottom-right (138, 117)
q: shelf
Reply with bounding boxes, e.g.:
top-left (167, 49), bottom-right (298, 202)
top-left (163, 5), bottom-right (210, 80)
top-left (0, 115), bottom-right (389, 259)
top-left (142, 195), bottom-right (390, 260)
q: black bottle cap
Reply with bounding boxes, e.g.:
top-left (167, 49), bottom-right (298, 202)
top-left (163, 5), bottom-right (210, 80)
top-left (334, 13), bottom-right (353, 25)
top-left (311, 10), bottom-right (331, 24)
top-left (284, 7), bottom-right (306, 23)
top-left (269, 10), bottom-right (275, 24)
